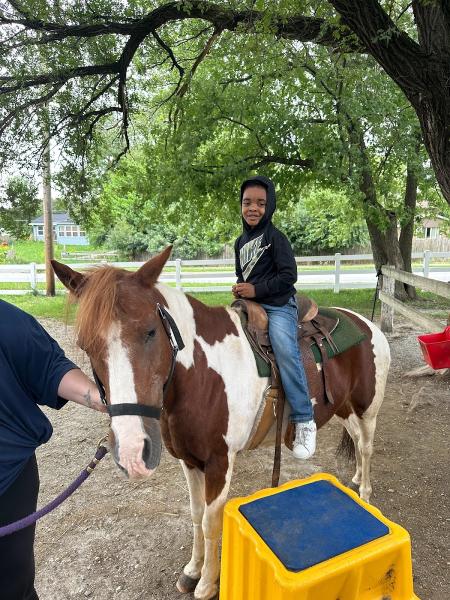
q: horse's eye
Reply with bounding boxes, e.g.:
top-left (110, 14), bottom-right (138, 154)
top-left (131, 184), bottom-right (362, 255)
top-left (146, 329), bottom-right (156, 340)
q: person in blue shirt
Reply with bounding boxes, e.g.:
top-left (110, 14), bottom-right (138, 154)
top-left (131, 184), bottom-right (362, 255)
top-left (0, 299), bottom-right (106, 600)
top-left (232, 175), bottom-right (316, 459)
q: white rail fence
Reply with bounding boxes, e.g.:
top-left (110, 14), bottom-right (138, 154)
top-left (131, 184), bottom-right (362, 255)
top-left (380, 265), bottom-right (450, 333)
top-left (1, 251), bottom-right (449, 295)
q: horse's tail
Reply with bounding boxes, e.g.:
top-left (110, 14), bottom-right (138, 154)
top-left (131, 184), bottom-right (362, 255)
top-left (336, 428), bottom-right (355, 463)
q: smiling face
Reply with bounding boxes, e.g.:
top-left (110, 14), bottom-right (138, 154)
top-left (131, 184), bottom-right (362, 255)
top-left (241, 184), bottom-right (267, 228)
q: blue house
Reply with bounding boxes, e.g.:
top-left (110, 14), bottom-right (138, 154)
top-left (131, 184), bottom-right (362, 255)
top-left (30, 212), bottom-right (89, 246)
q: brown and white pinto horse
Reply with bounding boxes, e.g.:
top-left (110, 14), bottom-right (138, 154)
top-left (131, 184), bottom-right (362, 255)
top-left (52, 247), bottom-right (390, 600)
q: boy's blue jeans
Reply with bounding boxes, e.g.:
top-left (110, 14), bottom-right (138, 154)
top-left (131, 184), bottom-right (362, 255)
top-left (261, 296), bottom-right (313, 424)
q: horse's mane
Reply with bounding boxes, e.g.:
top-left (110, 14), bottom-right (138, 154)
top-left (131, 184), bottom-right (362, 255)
top-left (73, 265), bottom-right (129, 353)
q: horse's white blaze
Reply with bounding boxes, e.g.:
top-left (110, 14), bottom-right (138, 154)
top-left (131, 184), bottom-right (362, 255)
top-left (106, 321), bottom-right (152, 478)
top-left (197, 308), bottom-right (269, 451)
top-left (156, 283), bottom-right (196, 369)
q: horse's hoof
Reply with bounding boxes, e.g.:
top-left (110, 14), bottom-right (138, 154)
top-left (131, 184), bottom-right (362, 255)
top-left (193, 581), bottom-right (218, 600)
top-left (176, 572), bottom-right (200, 594)
top-left (348, 480), bottom-right (359, 493)
top-left (195, 593), bottom-right (218, 600)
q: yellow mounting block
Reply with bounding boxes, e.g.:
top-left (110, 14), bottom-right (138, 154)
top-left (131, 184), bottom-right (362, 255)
top-left (220, 473), bottom-right (419, 600)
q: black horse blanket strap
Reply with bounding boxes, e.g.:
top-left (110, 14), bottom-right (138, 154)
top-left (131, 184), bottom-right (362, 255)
top-left (91, 304), bottom-right (185, 419)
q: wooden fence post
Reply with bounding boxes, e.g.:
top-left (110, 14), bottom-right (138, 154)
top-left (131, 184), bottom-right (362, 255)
top-left (334, 253), bottom-right (341, 293)
top-left (29, 263), bottom-right (37, 292)
top-left (175, 259), bottom-right (182, 289)
top-left (423, 250), bottom-right (431, 278)
top-left (380, 266), bottom-right (395, 332)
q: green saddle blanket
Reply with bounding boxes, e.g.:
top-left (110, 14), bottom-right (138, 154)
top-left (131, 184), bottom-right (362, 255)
top-left (238, 307), bottom-right (366, 378)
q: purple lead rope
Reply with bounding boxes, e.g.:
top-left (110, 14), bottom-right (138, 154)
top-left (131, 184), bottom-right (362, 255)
top-left (0, 445), bottom-right (108, 538)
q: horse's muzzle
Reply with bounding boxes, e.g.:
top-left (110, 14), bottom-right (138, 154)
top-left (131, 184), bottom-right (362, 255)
top-left (142, 417), bottom-right (163, 471)
top-left (110, 418), bottom-right (162, 480)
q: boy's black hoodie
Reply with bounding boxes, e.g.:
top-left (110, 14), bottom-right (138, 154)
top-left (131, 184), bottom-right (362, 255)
top-left (234, 175), bottom-right (297, 306)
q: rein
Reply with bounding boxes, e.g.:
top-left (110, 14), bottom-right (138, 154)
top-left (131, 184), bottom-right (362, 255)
top-left (0, 439), bottom-right (108, 538)
top-left (93, 303), bottom-right (185, 419)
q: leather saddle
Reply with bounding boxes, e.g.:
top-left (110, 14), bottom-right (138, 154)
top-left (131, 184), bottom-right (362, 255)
top-left (232, 295), bottom-right (341, 455)
top-left (232, 295), bottom-right (340, 407)
top-left (233, 293), bottom-right (338, 355)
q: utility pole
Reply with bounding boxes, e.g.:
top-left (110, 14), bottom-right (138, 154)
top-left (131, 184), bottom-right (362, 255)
top-left (42, 106), bottom-right (55, 296)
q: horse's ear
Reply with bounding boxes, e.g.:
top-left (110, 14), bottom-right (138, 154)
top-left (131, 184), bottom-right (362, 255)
top-left (135, 245), bottom-right (173, 288)
top-left (51, 260), bottom-right (86, 296)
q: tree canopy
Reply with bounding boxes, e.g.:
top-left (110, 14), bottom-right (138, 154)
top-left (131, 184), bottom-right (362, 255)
top-left (1, 1), bottom-right (450, 204)
top-left (88, 25), bottom-right (445, 279)
top-left (0, 177), bottom-right (39, 238)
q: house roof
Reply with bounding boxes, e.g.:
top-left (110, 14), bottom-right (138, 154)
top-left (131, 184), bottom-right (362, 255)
top-left (30, 212), bottom-right (76, 225)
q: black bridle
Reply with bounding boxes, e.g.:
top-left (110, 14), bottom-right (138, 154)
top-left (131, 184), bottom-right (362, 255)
top-left (92, 303), bottom-right (185, 420)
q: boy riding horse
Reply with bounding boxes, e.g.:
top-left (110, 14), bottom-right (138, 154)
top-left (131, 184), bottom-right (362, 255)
top-left (232, 175), bottom-right (316, 459)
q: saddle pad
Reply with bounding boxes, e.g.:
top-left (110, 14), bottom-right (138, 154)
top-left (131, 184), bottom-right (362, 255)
top-left (237, 307), bottom-right (366, 376)
top-left (236, 310), bottom-right (272, 377)
top-left (309, 308), bottom-right (366, 363)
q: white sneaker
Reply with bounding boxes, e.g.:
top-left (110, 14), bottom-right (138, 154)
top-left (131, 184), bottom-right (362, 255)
top-left (292, 420), bottom-right (317, 459)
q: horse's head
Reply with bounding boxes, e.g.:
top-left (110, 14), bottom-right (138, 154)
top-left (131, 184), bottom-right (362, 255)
top-left (52, 246), bottom-right (175, 480)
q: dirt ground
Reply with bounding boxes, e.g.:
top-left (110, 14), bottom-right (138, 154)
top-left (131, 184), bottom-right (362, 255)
top-left (33, 316), bottom-right (449, 600)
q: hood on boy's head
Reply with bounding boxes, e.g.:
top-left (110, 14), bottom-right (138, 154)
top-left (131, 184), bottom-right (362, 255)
top-left (240, 175), bottom-right (276, 232)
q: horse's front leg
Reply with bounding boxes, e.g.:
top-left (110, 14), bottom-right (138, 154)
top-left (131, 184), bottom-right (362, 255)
top-left (194, 453), bottom-right (235, 600)
top-left (177, 461), bottom-right (206, 593)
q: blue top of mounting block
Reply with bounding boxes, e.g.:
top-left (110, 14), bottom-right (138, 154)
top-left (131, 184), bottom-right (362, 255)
top-left (239, 480), bottom-right (389, 571)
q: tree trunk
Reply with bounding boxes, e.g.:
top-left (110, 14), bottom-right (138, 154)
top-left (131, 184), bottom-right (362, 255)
top-left (355, 130), bottom-right (409, 300)
top-left (329, 0), bottom-right (450, 205)
top-left (365, 210), bottom-right (409, 301)
top-left (399, 166), bottom-right (418, 299)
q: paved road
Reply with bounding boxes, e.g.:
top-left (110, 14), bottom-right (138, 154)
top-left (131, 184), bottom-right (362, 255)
top-left (2, 267), bottom-right (450, 292)
top-left (163, 269), bottom-right (450, 290)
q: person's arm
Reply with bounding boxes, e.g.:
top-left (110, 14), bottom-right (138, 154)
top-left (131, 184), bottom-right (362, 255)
top-left (57, 369), bottom-right (107, 413)
top-left (253, 232), bottom-right (297, 299)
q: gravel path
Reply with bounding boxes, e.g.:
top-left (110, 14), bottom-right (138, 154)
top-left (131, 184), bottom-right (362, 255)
top-left (33, 317), bottom-right (450, 600)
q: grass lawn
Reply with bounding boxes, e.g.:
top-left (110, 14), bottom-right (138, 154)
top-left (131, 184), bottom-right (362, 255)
top-left (0, 293), bottom-right (75, 321)
top-left (2, 288), bottom-right (447, 323)
top-left (0, 240), bottom-right (102, 264)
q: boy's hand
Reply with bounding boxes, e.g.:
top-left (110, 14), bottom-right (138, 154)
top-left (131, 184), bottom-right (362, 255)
top-left (233, 283), bottom-right (256, 299)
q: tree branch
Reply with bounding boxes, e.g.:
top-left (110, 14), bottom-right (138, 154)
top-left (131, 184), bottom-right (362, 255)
top-left (176, 27), bottom-right (221, 99)
top-left (0, 1), bottom-right (362, 49)
top-left (152, 29), bottom-right (185, 78)
top-left (249, 154), bottom-right (314, 170)
top-left (0, 63), bottom-right (120, 93)
top-left (329, 0), bottom-right (430, 103)
top-left (192, 152), bottom-right (313, 174)
top-left (0, 82), bottom-right (64, 133)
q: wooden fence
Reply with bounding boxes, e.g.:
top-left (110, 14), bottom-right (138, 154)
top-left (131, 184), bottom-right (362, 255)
top-left (380, 265), bottom-right (450, 333)
top-left (1, 251), bottom-right (449, 295)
